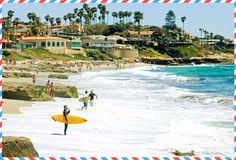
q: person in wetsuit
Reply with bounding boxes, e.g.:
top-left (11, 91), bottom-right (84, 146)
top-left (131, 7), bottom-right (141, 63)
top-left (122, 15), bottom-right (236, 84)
top-left (89, 90), bottom-right (98, 107)
top-left (63, 105), bottom-right (70, 135)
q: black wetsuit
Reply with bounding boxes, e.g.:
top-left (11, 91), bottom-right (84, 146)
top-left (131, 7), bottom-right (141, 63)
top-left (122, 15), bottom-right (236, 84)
top-left (89, 93), bottom-right (96, 100)
top-left (63, 109), bottom-right (70, 135)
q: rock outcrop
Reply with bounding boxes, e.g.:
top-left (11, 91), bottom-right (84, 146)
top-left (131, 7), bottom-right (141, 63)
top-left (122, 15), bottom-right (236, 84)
top-left (3, 72), bottom-right (33, 78)
top-left (172, 150), bottom-right (195, 156)
top-left (3, 136), bottom-right (39, 157)
top-left (3, 82), bottom-right (78, 101)
top-left (141, 57), bottom-right (230, 65)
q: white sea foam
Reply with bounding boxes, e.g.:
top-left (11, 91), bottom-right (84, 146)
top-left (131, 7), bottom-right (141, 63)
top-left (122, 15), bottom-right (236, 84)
top-left (3, 66), bottom-right (233, 156)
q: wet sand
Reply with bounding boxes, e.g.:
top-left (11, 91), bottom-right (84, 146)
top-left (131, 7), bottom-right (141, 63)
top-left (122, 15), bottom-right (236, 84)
top-left (3, 99), bottom-right (32, 114)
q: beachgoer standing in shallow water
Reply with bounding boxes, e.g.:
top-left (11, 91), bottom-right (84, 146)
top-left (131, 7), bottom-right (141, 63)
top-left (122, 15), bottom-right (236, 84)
top-left (50, 82), bottom-right (55, 97)
top-left (89, 90), bottom-right (98, 107)
top-left (32, 74), bottom-right (36, 84)
top-left (63, 105), bottom-right (70, 135)
top-left (81, 91), bottom-right (89, 110)
top-left (46, 80), bottom-right (51, 94)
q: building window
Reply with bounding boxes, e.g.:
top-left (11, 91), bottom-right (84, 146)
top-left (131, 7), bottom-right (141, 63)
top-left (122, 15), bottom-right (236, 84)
top-left (61, 42), bottom-right (65, 47)
top-left (52, 41), bottom-right (55, 47)
top-left (57, 41), bottom-right (60, 47)
top-left (41, 41), bottom-right (46, 48)
top-left (47, 42), bottom-right (51, 47)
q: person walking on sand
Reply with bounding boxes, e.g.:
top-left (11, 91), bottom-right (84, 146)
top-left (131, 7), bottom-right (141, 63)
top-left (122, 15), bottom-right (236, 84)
top-left (89, 90), bottom-right (98, 107)
top-left (50, 82), bottom-right (55, 97)
top-left (46, 80), bottom-right (51, 94)
top-left (63, 105), bottom-right (70, 135)
top-left (81, 91), bottom-right (89, 110)
top-left (32, 74), bottom-right (36, 84)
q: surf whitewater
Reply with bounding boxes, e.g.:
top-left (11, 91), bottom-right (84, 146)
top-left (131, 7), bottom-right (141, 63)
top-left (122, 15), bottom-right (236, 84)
top-left (4, 65), bottom-right (233, 156)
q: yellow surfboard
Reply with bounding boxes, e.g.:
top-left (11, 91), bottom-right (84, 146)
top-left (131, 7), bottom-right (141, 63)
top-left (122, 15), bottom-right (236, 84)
top-left (51, 114), bottom-right (87, 124)
top-left (79, 97), bottom-right (90, 102)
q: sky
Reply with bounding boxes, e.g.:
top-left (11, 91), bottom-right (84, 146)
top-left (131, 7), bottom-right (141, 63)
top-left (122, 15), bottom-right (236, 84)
top-left (3, 3), bottom-right (234, 39)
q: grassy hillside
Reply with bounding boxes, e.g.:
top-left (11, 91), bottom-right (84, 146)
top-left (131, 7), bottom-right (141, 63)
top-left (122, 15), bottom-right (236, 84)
top-left (140, 48), bottom-right (170, 59)
top-left (72, 54), bottom-right (91, 61)
top-left (22, 49), bottom-right (74, 61)
top-left (167, 44), bottom-right (203, 58)
top-left (86, 50), bottom-right (120, 61)
top-left (3, 50), bottom-right (27, 61)
top-left (3, 49), bottom-right (119, 62)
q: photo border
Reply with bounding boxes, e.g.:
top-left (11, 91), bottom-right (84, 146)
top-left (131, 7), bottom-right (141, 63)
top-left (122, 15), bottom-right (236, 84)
top-left (0, 1), bottom-right (235, 159)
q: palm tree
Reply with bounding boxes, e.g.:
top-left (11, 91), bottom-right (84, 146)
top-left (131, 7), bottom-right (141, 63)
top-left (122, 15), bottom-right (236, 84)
top-left (31, 13), bottom-right (37, 22)
top-left (7, 10), bottom-right (15, 38)
top-left (106, 11), bottom-right (109, 24)
top-left (94, 14), bottom-right (97, 24)
top-left (66, 13), bottom-right (73, 33)
top-left (45, 15), bottom-right (50, 35)
top-left (199, 28), bottom-right (203, 45)
top-left (112, 12), bottom-right (117, 24)
top-left (98, 4), bottom-right (106, 24)
top-left (83, 4), bottom-right (89, 11)
top-left (3, 17), bottom-right (10, 41)
top-left (7, 10), bottom-right (14, 41)
top-left (56, 17), bottom-right (62, 25)
top-left (45, 15), bottom-right (50, 25)
top-left (27, 12), bottom-right (33, 22)
top-left (76, 18), bottom-right (81, 24)
top-left (78, 8), bottom-right (84, 26)
top-left (203, 30), bottom-right (210, 45)
top-left (7, 10), bottom-right (14, 25)
top-left (203, 30), bottom-right (207, 38)
top-left (181, 16), bottom-right (186, 40)
top-left (67, 13), bottom-right (73, 25)
top-left (63, 15), bottom-right (68, 24)
top-left (134, 11), bottom-right (143, 36)
top-left (49, 17), bottom-right (54, 26)
top-left (47, 17), bottom-right (54, 36)
top-left (123, 11), bottom-right (128, 24)
top-left (98, 16), bottom-right (102, 24)
top-left (210, 32), bottom-right (214, 45)
top-left (91, 7), bottom-right (97, 25)
top-left (72, 13), bottom-right (77, 32)
top-left (34, 17), bottom-right (41, 35)
top-left (128, 12), bottom-right (132, 23)
top-left (12, 17), bottom-right (20, 41)
top-left (34, 16), bottom-right (40, 25)
top-left (74, 8), bottom-right (79, 15)
top-left (118, 11), bottom-right (124, 24)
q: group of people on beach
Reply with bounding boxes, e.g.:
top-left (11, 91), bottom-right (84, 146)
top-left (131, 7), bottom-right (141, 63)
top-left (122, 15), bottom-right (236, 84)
top-left (63, 90), bottom-right (98, 135)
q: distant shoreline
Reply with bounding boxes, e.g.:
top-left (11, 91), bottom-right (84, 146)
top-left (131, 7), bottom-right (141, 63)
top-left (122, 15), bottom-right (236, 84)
top-left (3, 60), bottom-right (232, 115)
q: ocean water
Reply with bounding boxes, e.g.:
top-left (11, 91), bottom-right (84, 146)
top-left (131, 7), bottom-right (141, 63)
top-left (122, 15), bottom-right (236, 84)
top-left (3, 64), bottom-right (234, 156)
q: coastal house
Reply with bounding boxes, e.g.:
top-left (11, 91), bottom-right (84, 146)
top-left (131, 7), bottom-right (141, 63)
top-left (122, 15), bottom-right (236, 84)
top-left (126, 30), bottom-right (154, 47)
top-left (128, 30), bottom-right (153, 39)
top-left (50, 24), bottom-right (83, 37)
top-left (81, 35), bottom-right (139, 60)
top-left (16, 24), bottom-right (29, 33)
top-left (200, 39), bottom-right (221, 45)
top-left (81, 35), bottom-right (128, 49)
top-left (17, 36), bottom-right (83, 54)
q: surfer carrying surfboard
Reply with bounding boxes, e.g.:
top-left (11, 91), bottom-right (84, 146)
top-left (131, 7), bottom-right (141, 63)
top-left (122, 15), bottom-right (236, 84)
top-left (63, 105), bottom-right (70, 135)
top-left (81, 91), bottom-right (89, 110)
top-left (89, 90), bottom-right (98, 107)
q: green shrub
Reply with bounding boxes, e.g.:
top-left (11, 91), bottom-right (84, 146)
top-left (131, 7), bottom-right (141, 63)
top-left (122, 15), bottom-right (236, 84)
top-left (48, 74), bottom-right (68, 79)
top-left (55, 86), bottom-right (78, 98)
